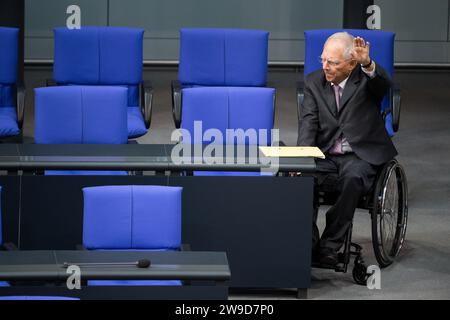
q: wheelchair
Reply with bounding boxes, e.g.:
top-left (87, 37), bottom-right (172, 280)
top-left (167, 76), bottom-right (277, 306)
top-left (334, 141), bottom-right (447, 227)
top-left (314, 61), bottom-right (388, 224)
top-left (310, 158), bottom-right (408, 285)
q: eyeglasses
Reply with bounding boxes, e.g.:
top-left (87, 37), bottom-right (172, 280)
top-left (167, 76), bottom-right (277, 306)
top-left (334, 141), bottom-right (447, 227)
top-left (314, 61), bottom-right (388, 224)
top-left (318, 56), bottom-right (352, 67)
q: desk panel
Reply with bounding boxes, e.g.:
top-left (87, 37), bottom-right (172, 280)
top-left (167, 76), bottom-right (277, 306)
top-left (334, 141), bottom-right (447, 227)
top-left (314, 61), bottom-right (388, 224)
top-left (14, 175), bottom-right (312, 290)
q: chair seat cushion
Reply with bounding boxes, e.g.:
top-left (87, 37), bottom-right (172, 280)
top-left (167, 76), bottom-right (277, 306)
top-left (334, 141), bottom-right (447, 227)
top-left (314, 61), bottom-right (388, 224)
top-left (128, 106), bottom-right (147, 138)
top-left (0, 107), bottom-right (19, 137)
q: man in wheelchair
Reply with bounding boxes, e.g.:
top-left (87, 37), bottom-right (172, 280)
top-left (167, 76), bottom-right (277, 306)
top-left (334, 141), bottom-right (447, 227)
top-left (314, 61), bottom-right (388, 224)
top-left (297, 32), bottom-right (398, 269)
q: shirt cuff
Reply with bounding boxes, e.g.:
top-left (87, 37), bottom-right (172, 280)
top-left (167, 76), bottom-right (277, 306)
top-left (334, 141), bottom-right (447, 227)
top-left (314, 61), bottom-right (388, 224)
top-left (361, 61), bottom-right (376, 78)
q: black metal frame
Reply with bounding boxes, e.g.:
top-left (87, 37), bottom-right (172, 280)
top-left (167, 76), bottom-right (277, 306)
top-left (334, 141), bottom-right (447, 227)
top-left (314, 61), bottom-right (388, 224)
top-left (171, 80), bottom-right (183, 129)
top-left (139, 80), bottom-right (154, 129)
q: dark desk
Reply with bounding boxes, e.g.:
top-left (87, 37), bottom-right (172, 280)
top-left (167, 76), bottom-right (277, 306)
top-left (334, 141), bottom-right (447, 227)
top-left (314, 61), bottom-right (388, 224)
top-left (0, 144), bottom-right (315, 298)
top-left (0, 250), bottom-right (230, 300)
top-left (0, 144), bottom-right (316, 173)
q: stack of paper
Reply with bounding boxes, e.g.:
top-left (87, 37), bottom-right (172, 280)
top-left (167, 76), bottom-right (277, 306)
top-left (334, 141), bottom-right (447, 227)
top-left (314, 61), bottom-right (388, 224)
top-left (259, 146), bottom-right (325, 158)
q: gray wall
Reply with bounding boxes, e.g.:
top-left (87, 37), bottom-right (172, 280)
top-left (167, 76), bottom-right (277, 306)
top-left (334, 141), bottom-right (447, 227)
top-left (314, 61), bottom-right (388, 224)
top-left (24, 0), bottom-right (450, 65)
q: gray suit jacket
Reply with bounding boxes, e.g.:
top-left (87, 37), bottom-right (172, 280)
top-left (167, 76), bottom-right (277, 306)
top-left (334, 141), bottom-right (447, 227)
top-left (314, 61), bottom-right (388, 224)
top-left (297, 64), bottom-right (397, 166)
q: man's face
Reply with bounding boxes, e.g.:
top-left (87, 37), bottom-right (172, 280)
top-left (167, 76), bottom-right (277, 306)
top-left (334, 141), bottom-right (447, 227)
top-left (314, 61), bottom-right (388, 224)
top-left (321, 39), bottom-right (356, 84)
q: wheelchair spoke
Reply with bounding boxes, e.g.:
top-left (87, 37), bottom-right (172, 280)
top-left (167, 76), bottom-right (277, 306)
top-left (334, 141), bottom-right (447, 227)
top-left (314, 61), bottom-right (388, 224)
top-left (381, 170), bottom-right (399, 256)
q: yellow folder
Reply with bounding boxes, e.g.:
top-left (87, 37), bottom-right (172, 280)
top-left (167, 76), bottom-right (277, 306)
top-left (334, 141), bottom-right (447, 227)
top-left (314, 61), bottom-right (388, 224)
top-left (259, 146), bottom-right (325, 159)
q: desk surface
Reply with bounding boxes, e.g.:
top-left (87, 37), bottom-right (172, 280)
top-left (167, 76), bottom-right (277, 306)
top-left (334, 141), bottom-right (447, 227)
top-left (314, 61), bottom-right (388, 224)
top-left (0, 250), bottom-right (230, 281)
top-left (0, 144), bottom-right (316, 172)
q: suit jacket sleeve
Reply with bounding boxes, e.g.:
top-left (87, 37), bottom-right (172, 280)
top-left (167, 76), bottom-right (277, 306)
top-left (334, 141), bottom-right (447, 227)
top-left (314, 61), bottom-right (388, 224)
top-left (366, 63), bottom-right (392, 105)
top-left (297, 80), bottom-right (319, 146)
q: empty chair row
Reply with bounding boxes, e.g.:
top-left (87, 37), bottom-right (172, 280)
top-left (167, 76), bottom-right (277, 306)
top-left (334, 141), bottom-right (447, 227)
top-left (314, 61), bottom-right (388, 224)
top-left (1, 27), bottom-right (399, 145)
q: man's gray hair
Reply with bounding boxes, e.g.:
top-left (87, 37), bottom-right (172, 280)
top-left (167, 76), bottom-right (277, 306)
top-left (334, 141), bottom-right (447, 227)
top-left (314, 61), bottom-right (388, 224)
top-left (324, 32), bottom-right (355, 59)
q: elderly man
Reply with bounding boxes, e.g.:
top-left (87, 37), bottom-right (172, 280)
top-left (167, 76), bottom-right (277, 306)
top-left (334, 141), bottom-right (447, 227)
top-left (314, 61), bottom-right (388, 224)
top-left (297, 32), bottom-right (397, 266)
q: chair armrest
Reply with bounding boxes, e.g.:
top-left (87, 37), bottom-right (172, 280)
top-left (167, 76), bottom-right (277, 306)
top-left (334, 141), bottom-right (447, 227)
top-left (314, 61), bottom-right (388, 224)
top-left (171, 80), bottom-right (182, 128)
top-left (46, 79), bottom-right (57, 87)
top-left (139, 80), bottom-right (154, 129)
top-left (391, 86), bottom-right (401, 132)
top-left (16, 84), bottom-right (25, 129)
top-left (297, 80), bottom-right (305, 122)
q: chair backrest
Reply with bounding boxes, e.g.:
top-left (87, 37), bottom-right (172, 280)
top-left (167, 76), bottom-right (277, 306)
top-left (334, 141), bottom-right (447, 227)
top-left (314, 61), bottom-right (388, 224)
top-left (179, 28), bottom-right (269, 87)
top-left (181, 87), bottom-right (275, 146)
top-left (82, 185), bottom-right (182, 250)
top-left (0, 26), bottom-right (18, 108)
top-left (53, 26), bottom-right (144, 107)
top-left (34, 86), bottom-right (128, 144)
top-left (303, 29), bottom-right (395, 135)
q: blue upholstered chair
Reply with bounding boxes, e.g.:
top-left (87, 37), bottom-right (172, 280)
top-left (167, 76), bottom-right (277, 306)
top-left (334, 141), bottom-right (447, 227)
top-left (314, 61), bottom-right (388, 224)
top-left (53, 26), bottom-right (152, 139)
top-left (180, 86), bottom-right (275, 176)
top-left (0, 27), bottom-right (25, 139)
top-left (82, 185), bottom-right (182, 286)
top-left (297, 29), bottom-right (401, 136)
top-left (34, 86), bottom-right (128, 175)
top-left (172, 28), bottom-right (275, 176)
top-left (172, 28), bottom-right (270, 128)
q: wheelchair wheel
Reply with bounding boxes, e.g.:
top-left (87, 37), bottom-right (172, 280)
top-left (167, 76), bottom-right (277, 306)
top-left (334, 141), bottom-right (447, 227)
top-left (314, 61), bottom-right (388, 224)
top-left (371, 160), bottom-right (408, 267)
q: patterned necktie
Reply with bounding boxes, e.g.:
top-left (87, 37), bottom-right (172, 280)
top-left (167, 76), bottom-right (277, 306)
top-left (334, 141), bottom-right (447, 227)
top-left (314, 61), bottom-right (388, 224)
top-left (329, 84), bottom-right (344, 154)
top-left (333, 84), bottom-right (341, 111)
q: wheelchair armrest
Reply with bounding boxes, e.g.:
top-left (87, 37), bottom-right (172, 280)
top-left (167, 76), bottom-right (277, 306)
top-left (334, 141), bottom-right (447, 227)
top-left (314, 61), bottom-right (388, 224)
top-left (171, 80), bottom-right (182, 129)
top-left (1, 242), bottom-right (18, 251)
top-left (139, 80), bottom-right (154, 129)
top-left (297, 80), bottom-right (305, 122)
top-left (46, 78), bottom-right (57, 87)
top-left (16, 84), bottom-right (25, 129)
top-left (391, 85), bottom-right (401, 133)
